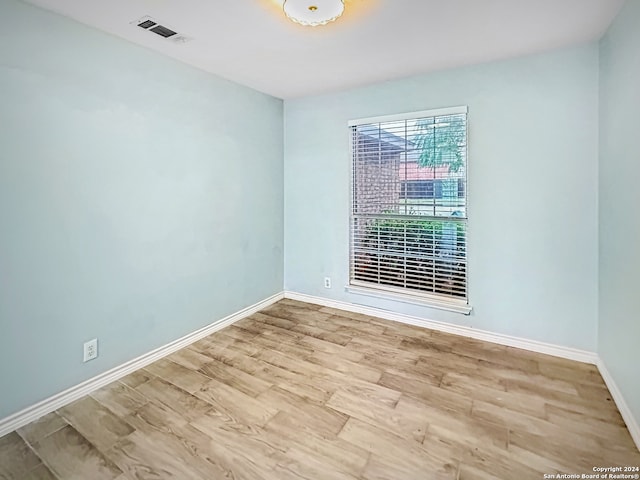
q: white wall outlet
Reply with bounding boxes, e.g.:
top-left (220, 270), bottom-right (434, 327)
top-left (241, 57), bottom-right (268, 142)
top-left (83, 338), bottom-right (98, 362)
top-left (324, 277), bottom-right (331, 289)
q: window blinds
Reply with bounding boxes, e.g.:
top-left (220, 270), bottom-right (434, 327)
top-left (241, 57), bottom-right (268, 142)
top-left (349, 107), bottom-right (468, 301)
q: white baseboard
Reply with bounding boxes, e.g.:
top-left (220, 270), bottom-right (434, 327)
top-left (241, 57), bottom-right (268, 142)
top-left (0, 291), bottom-right (284, 438)
top-left (596, 359), bottom-right (640, 452)
top-left (284, 291), bottom-right (598, 365)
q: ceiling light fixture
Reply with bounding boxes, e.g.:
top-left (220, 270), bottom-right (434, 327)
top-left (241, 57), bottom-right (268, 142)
top-left (283, 0), bottom-right (345, 27)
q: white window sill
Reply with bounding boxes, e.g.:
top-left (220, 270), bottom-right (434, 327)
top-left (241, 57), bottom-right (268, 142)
top-left (345, 284), bottom-right (472, 315)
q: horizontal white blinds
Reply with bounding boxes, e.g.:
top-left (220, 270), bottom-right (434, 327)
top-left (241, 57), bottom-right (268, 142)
top-left (350, 110), bottom-right (468, 300)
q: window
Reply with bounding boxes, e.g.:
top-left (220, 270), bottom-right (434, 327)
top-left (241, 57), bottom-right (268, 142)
top-left (401, 180), bottom-right (439, 199)
top-left (400, 179), bottom-right (466, 200)
top-left (349, 106), bottom-right (469, 310)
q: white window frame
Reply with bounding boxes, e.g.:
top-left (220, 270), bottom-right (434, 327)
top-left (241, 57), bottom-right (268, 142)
top-left (347, 106), bottom-right (472, 315)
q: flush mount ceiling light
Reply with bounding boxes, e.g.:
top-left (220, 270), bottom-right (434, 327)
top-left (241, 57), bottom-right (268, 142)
top-left (283, 0), bottom-right (345, 27)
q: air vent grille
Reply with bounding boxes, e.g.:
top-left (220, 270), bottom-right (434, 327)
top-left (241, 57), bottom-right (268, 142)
top-left (137, 19), bottom-right (156, 29)
top-left (131, 16), bottom-right (191, 44)
top-left (149, 25), bottom-right (177, 38)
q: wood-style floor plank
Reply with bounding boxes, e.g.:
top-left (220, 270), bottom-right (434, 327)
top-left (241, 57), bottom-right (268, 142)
top-left (118, 369), bottom-right (153, 389)
top-left (134, 376), bottom-right (211, 422)
top-left (198, 356), bottom-right (274, 397)
top-left (143, 358), bottom-right (211, 394)
top-left (90, 381), bottom-right (149, 418)
top-left (264, 410), bottom-right (370, 476)
top-left (327, 388), bottom-right (427, 443)
top-left (57, 397), bottom-right (134, 452)
top-left (107, 429), bottom-right (224, 480)
top-left (259, 386), bottom-right (348, 436)
top-left (194, 375), bottom-right (278, 427)
top-left (276, 444), bottom-right (360, 480)
top-left (0, 432), bottom-right (44, 480)
top-left (21, 463), bottom-right (59, 480)
top-left (397, 394), bottom-right (509, 451)
top-left (33, 425), bottom-right (123, 480)
top-left (17, 411), bottom-right (68, 445)
top-left (0, 299), bottom-right (638, 479)
top-left (341, 417), bottom-right (459, 479)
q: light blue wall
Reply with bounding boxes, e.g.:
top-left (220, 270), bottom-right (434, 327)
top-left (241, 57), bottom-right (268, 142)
top-left (599, 0), bottom-right (640, 427)
top-left (284, 45), bottom-right (600, 351)
top-left (0, 0), bottom-right (283, 418)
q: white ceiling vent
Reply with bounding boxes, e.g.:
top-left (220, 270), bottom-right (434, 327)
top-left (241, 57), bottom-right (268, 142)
top-left (131, 16), bottom-right (191, 44)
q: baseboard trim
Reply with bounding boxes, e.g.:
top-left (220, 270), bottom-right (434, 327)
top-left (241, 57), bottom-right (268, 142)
top-left (284, 291), bottom-right (598, 365)
top-left (0, 291), bottom-right (284, 438)
top-left (596, 359), bottom-right (640, 451)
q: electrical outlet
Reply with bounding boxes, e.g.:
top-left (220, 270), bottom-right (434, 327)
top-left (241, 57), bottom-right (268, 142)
top-left (83, 338), bottom-right (98, 362)
top-left (324, 277), bottom-right (331, 289)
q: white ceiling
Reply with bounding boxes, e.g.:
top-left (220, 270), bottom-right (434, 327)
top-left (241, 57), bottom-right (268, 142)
top-left (22, 0), bottom-right (625, 99)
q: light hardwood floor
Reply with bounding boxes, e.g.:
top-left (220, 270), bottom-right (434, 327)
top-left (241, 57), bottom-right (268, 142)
top-left (1, 299), bottom-right (639, 479)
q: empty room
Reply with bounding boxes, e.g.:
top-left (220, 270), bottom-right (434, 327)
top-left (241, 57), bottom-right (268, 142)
top-left (1, 0), bottom-right (639, 478)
